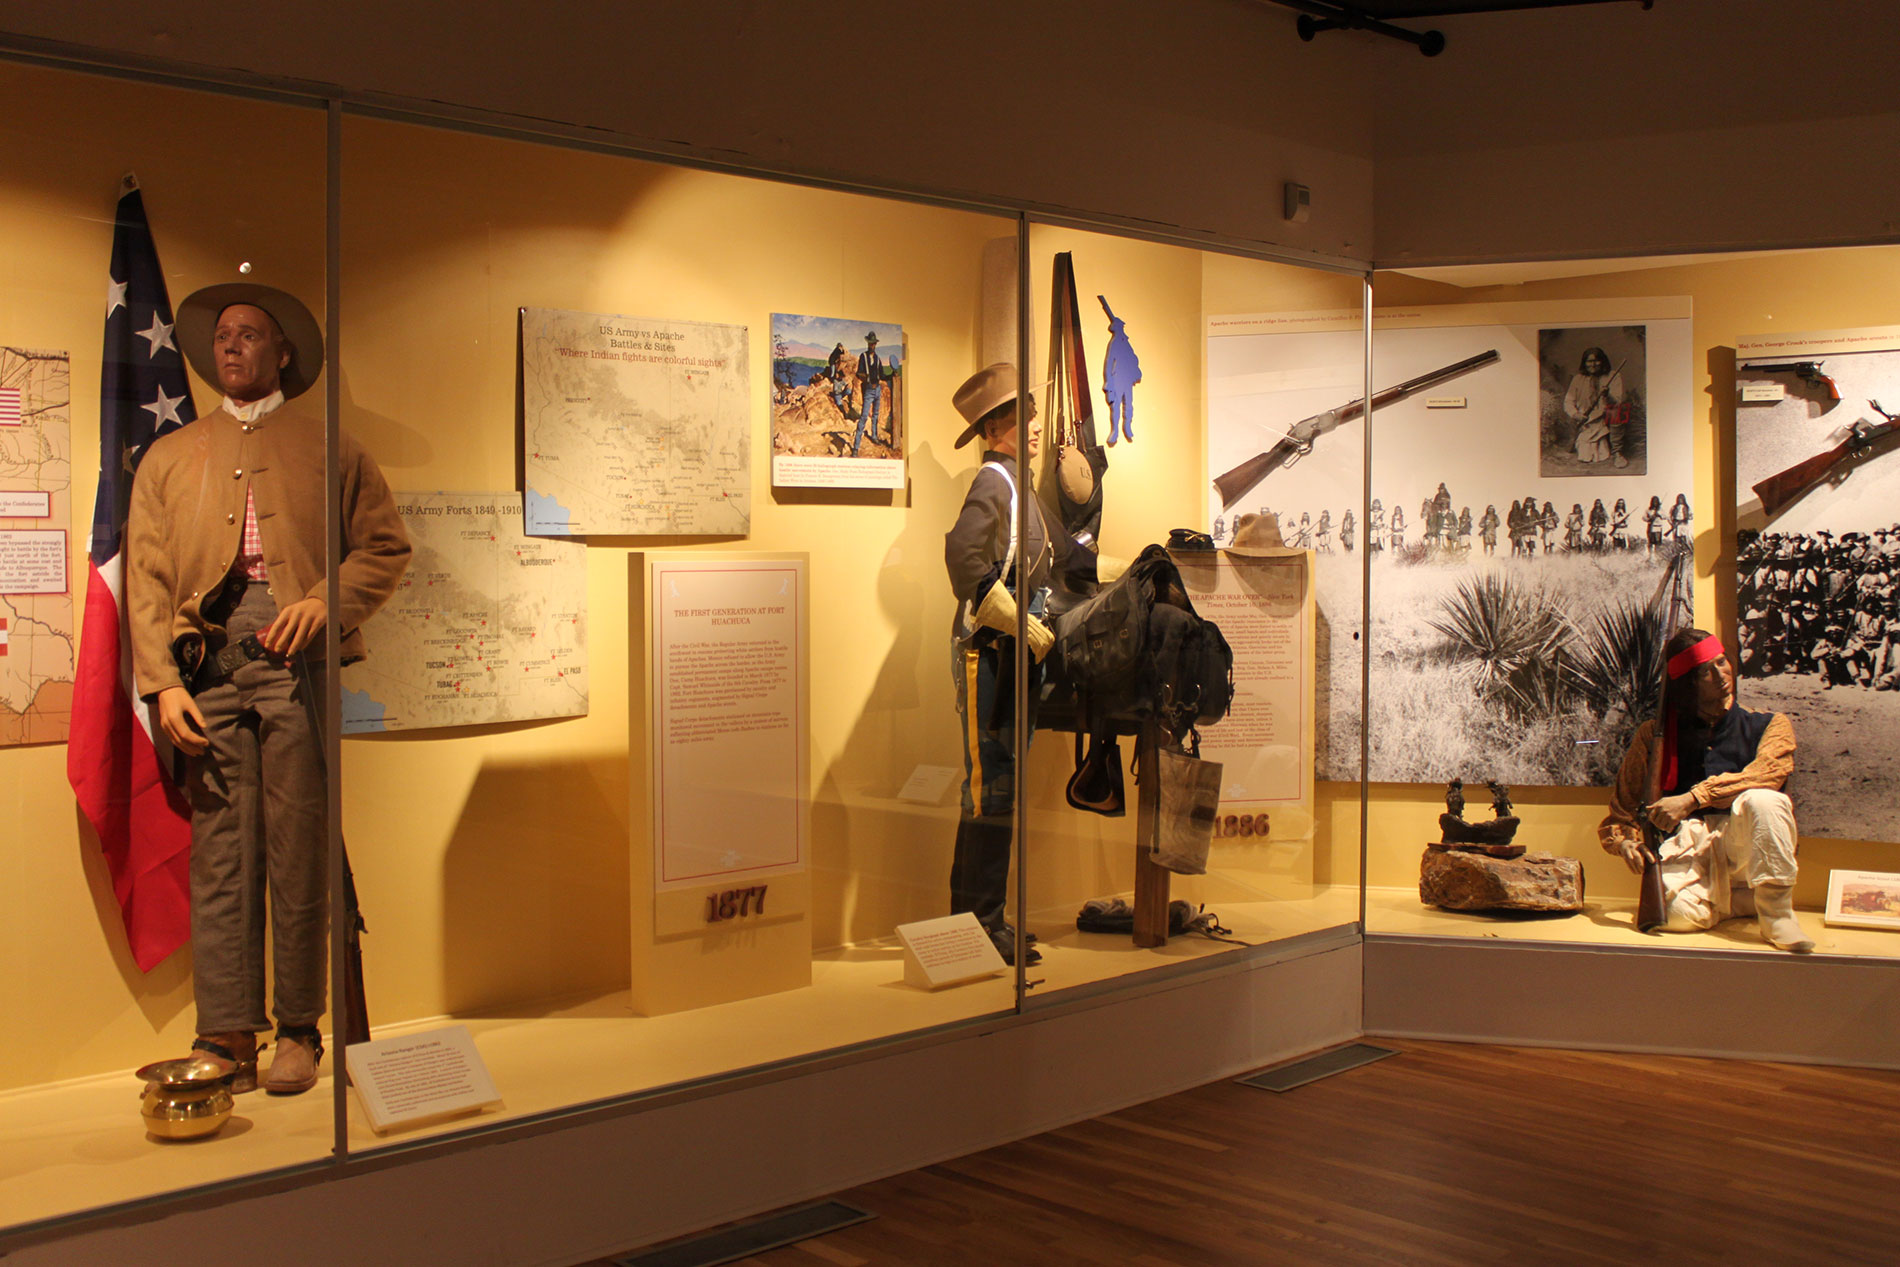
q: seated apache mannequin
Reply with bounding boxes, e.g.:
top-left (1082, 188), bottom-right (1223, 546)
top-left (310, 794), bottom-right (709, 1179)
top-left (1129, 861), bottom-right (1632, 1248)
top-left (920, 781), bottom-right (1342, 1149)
top-left (1597, 628), bottom-right (1813, 953)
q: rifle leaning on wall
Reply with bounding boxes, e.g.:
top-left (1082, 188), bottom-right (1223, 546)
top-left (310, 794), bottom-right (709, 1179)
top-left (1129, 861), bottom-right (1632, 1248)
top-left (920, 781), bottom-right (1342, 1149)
top-left (1750, 400), bottom-right (1900, 518)
top-left (1634, 540), bottom-right (1693, 933)
top-left (1212, 348), bottom-right (1500, 511)
top-left (1047, 251), bottom-right (1107, 550)
top-left (295, 644), bottom-right (372, 1049)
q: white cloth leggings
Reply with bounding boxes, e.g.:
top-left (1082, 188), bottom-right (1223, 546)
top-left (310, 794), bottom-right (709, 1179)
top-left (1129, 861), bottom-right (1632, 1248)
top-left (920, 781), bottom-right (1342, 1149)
top-left (1657, 789), bottom-right (1797, 932)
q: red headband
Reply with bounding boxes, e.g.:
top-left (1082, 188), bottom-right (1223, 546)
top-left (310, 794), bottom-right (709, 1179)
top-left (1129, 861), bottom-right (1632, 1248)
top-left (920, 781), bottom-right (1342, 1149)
top-left (1666, 634), bottom-right (1724, 680)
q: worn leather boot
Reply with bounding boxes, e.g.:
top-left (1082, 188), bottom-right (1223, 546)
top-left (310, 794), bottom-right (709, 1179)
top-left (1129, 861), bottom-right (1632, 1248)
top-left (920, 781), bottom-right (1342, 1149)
top-left (264, 1026), bottom-right (324, 1095)
top-left (1754, 883), bottom-right (1815, 953)
top-left (190, 1031), bottom-right (259, 1094)
top-left (987, 922), bottom-right (1041, 968)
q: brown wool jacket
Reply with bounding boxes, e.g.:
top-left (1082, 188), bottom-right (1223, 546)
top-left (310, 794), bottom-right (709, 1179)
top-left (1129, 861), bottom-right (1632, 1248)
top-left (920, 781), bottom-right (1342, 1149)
top-left (127, 403), bottom-right (411, 698)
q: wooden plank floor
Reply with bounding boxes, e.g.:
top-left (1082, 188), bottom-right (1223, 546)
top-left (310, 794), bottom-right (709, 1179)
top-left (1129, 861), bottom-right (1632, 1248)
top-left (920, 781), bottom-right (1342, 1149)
top-left (591, 1039), bottom-right (1900, 1266)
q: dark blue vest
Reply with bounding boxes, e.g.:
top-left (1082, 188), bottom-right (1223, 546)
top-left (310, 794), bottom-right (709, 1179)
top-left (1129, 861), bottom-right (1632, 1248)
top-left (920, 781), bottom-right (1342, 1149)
top-left (1667, 704), bottom-right (1773, 799)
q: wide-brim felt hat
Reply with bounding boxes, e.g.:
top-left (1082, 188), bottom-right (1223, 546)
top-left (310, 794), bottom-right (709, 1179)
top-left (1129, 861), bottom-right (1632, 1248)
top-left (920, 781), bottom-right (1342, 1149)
top-left (952, 362), bottom-right (1049, 449)
top-left (177, 282), bottom-right (325, 399)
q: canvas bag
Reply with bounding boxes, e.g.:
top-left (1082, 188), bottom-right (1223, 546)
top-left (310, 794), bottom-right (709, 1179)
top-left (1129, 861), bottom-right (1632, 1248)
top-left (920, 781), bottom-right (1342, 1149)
top-left (1151, 745), bottom-right (1222, 875)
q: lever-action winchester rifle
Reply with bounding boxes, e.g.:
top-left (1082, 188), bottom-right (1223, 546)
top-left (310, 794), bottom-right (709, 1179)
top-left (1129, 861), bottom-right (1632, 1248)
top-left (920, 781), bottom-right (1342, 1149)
top-left (1634, 536), bottom-right (1694, 933)
top-left (1741, 359), bottom-right (1841, 403)
top-left (1212, 348), bottom-right (1500, 510)
top-left (1750, 399), bottom-right (1900, 517)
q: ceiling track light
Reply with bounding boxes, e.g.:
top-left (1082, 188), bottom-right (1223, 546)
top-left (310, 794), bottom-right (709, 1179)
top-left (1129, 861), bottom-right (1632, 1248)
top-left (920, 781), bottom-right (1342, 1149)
top-left (1286, 2), bottom-right (1447, 56)
top-left (1265, 1), bottom-right (1654, 58)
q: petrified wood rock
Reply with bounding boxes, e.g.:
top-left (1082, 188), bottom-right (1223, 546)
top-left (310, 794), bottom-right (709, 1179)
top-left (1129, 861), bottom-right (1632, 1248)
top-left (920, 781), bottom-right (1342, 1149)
top-left (1419, 847), bottom-right (1584, 912)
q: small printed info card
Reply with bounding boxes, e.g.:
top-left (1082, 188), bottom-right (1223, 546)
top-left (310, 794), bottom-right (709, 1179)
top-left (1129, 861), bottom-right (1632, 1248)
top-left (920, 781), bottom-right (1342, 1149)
top-left (346, 1024), bottom-right (502, 1134)
top-left (895, 912), bottom-right (1006, 990)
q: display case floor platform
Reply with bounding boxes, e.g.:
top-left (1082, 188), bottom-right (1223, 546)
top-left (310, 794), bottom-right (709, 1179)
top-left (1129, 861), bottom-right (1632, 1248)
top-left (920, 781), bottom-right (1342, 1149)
top-left (1364, 886), bottom-right (1899, 958)
top-left (0, 887), bottom-right (1359, 1228)
top-left (0, 1066), bottom-right (334, 1230)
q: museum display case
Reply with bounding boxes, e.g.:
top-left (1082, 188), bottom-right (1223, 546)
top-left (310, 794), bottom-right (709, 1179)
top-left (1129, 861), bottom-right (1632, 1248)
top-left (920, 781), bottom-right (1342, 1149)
top-left (0, 56), bottom-right (1377, 1235)
top-left (1360, 249), bottom-right (1900, 962)
top-left (13, 33), bottom-right (1894, 1254)
top-left (1015, 223), bottom-right (1368, 1007)
top-left (329, 109), bottom-right (1041, 1150)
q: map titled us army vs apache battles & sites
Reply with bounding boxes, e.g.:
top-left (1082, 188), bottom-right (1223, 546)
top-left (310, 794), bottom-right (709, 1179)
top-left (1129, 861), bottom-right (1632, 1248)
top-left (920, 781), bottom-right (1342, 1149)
top-left (519, 307), bottom-right (749, 537)
top-left (0, 347), bottom-right (74, 746)
top-left (341, 493), bottom-right (586, 734)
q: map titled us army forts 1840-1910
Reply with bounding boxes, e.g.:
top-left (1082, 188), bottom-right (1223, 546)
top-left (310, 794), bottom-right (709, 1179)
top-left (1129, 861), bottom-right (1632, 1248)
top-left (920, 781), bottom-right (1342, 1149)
top-left (341, 492), bottom-right (586, 734)
top-left (520, 306), bottom-right (749, 538)
top-left (0, 346), bottom-right (74, 746)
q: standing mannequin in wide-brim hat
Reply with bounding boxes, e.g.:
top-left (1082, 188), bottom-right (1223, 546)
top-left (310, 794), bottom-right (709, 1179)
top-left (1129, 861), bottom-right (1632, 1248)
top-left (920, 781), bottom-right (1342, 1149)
top-left (127, 281), bottom-right (410, 1094)
top-left (943, 363), bottom-right (1085, 966)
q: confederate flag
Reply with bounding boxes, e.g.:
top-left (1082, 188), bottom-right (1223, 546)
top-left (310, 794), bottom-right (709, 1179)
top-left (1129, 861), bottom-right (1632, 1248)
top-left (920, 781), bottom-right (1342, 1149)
top-left (66, 175), bottom-right (198, 971)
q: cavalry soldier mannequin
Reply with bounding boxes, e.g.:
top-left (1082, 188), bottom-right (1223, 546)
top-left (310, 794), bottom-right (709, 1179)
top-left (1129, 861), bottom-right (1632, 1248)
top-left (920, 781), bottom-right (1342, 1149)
top-left (943, 363), bottom-right (1084, 967)
top-left (128, 283), bottom-right (410, 1092)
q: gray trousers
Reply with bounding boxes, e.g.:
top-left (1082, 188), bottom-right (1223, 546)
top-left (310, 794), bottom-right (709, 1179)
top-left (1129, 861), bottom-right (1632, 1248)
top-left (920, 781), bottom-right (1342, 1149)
top-left (186, 583), bottom-right (328, 1034)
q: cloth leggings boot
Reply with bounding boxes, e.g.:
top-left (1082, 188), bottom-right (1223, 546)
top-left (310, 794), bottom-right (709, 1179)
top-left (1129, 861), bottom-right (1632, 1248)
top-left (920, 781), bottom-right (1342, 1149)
top-left (1755, 883), bottom-right (1814, 953)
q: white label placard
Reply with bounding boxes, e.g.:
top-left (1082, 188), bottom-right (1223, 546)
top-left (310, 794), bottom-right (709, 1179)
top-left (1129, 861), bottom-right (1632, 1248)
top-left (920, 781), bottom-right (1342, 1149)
top-left (1424, 395), bottom-right (1468, 409)
top-left (0, 490), bottom-right (49, 518)
top-left (1740, 384), bottom-right (1785, 403)
top-left (345, 1024), bottom-right (501, 1134)
top-left (0, 530), bottom-right (67, 595)
top-left (896, 912), bottom-right (1006, 989)
top-left (896, 763), bottom-right (960, 805)
top-left (651, 556), bottom-right (808, 891)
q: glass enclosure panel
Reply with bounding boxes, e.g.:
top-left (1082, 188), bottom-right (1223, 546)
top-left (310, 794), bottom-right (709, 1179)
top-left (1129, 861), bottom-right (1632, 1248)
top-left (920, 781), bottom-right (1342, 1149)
top-left (1014, 222), bottom-right (1368, 1003)
top-left (1364, 249), bottom-right (1900, 961)
top-left (0, 61), bottom-right (333, 1226)
top-left (333, 112), bottom-right (1025, 1151)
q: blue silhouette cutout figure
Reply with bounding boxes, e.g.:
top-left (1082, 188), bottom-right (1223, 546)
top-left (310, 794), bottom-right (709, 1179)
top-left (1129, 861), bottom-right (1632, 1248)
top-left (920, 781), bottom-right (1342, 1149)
top-left (1098, 295), bottom-right (1142, 446)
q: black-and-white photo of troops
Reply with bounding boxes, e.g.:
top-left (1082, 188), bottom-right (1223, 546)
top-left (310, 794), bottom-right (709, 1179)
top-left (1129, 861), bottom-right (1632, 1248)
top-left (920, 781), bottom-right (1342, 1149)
top-left (1739, 529), bottom-right (1900, 689)
top-left (1734, 334), bottom-right (1900, 843)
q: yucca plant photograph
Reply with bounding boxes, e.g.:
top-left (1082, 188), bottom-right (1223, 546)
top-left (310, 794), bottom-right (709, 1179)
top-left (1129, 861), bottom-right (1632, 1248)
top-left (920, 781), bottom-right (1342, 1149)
top-left (1313, 518), bottom-right (1686, 786)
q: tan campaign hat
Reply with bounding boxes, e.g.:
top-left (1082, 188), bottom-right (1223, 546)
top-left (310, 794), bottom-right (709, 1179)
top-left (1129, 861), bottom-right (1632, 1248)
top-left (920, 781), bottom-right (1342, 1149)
top-left (176, 282), bottom-right (325, 399)
top-left (953, 362), bottom-right (1046, 449)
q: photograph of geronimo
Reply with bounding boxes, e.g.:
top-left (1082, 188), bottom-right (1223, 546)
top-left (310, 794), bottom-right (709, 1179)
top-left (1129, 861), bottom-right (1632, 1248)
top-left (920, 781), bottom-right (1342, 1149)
top-left (1538, 325), bottom-right (1648, 478)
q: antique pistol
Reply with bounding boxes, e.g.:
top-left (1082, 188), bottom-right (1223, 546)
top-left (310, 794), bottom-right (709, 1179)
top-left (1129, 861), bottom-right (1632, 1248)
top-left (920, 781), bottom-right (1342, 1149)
top-left (1741, 359), bottom-right (1840, 402)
